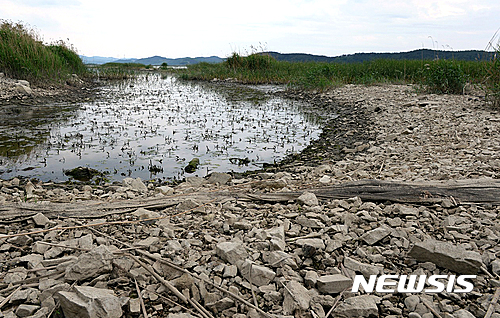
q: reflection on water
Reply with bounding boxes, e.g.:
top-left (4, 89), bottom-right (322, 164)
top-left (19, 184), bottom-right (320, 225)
top-left (0, 74), bottom-right (323, 182)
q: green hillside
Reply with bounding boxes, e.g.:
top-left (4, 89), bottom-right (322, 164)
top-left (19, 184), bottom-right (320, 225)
top-left (262, 49), bottom-right (494, 63)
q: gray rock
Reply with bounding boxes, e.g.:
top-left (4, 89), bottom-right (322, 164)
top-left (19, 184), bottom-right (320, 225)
top-left (7, 234), bottom-right (33, 246)
top-left (17, 80), bottom-right (30, 87)
top-left (223, 265), bottom-right (238, 278)
top-left (295, 238), bottom-right (325, 250)
top-left (156, 185), bottom-right (174, 195)
top-left (135, 236), bottom-right (159, 247)
top-left (283, 280), bottom-right (311, 315)
top-left (405, 295), bottom-right (420, 311)
top-left (408, 239), bottom-right (483, 274)
top-left (295, 215), bottom-right (324, 228)
top-left (132, 208), bottom-right (160, 220)
top-left (317, 274), bottom-right (353, 294)
top-left (32, 213), bottom-right (50, 226)
top-left (262, 251), bottom-right (297, 269)
top-left (184, 176), bottom-right (205, 187)
top-left (65, 245), bottom-right (114, 281)
top-left (15, 83), bottom-right (32, 96)
top-left (491, 259), bottom-right (500, 275)
top-left (176, 198), bottom-right (202, 211)
top-left (15, 304), bottom-right (39, 317)
top-left (333, 295), bottom-right (381, 317)
top-left (19, 254), bottom-right (43, 269)
top-left (207, 172), bottom-right (232, 185)
top-left (216, 241), bottom-right (248, 266)
top-left (129, 298), bottom-right (141, 314)
top-left (304, 271), bottom-right (319, 288)
top-left (123, 177), bottom-right (147, 193)
top-left (297, 192), bottom-right (319, 206)
top-left (57, 286), bottom-right (123, 318)
top-left (453, 309), bottom-right (476, 318)
top-left (167, 313), bottom-right (198, 318)
top-left (11, 288), bottom-right (39, 303)
top-left (344, 256), bottom-right (384, 277)
top-left (240, 260), bottom-right (276, 286)
top-left (3, 267), bottom-right (27, 284)
top-left (361, 226), bottom-right (391, 245)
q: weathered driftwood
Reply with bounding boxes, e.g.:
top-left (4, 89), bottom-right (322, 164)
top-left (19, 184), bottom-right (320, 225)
top-left (1, 179), bottom-right (498, 221)
top-left (242, 178), bottom-right (500, 205)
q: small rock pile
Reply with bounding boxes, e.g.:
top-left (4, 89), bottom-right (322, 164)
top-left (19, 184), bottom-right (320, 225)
top-left (0, 72), bottom-right (95, 106)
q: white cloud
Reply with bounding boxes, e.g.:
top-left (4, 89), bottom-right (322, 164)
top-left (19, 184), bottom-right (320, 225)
top-left (1, 0), bottom-right (499, 57)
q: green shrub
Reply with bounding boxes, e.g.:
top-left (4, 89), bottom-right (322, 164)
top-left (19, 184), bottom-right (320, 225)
top-left (225, 52), bottom-right (275, 71)
top-left (421, 59), bottom-right (467, 94)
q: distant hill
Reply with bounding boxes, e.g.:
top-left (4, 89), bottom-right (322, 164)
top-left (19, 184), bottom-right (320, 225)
top-left (81, 49), bottom-right (495, 66)
top-left (261, 49), bottom-right (495, 63)
top-left (98, 55), bottom-right (224, 66)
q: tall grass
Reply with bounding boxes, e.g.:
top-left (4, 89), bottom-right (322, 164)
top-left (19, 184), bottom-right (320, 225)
top-left (0, 20), bottom-right (87, 85)
top-left (174, 53), bottom-right (494, 93)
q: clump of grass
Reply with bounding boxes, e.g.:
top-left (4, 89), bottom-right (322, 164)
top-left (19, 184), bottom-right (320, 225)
top-left (0, 20), bottom-right (88, 85)
top-left (483, 32), bottom-right (500, 107)
top-left (485, 53), bottom-right (500, 107)
top-left (420, 59), bottom-right (467, 94)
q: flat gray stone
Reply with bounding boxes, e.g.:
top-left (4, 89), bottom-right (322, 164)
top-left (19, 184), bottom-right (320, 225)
top-left (344, 256), bottom-right (384, 276)
top-left (297, 192), bottom-right (319, 206)
top-left (295, 238), bottom-right (325, 250)
top-left (453, 309), bottom-right (476, 318)
top-left (317, 274), bottom-right (353, 294)
top-left (361, 226), bottom-right (391, 245)
top-left (216, 241), bottom-right (248, 266)
top-left (15, 304), bottom-right (39, 317)
top-left (132, 208), bottom-right (160, 219)
top-left (64, 245), bottom-right (114, 281)
top-left (408, 239), bottom-right (483, 274)
top-left (123, 177), bottom-right (147, 193)
top-left (283, 280), bottom-right (311, 315)
top-left (58, 286), bottom-right (122, 318)
top-left (240, 260), bottom-right (276, 286)
top-left (32, 213), bottom-right (50, 226)
top-left (207, 172), bottom-right (232, 185)
top-left (333, 295), bottom-right (381, 317)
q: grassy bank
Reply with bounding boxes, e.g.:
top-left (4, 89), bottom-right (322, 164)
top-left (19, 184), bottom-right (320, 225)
top-left (174, 52), bottom-right (500, 104)
top-left (0, 20), bottom-right (88, 85)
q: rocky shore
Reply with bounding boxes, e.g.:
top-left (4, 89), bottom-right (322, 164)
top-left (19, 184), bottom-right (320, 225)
top-left (0, 72), bottom-right (97, 106)
top-left (0, 83), bottom-right (499, 318)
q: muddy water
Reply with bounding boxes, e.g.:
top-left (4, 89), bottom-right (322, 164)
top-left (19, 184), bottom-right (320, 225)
top-left (0, 73), bottom-right (323, 182)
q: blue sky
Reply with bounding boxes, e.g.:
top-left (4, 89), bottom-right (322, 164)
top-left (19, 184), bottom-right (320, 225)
top-left (1, 0), bottom-right (499, 58)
